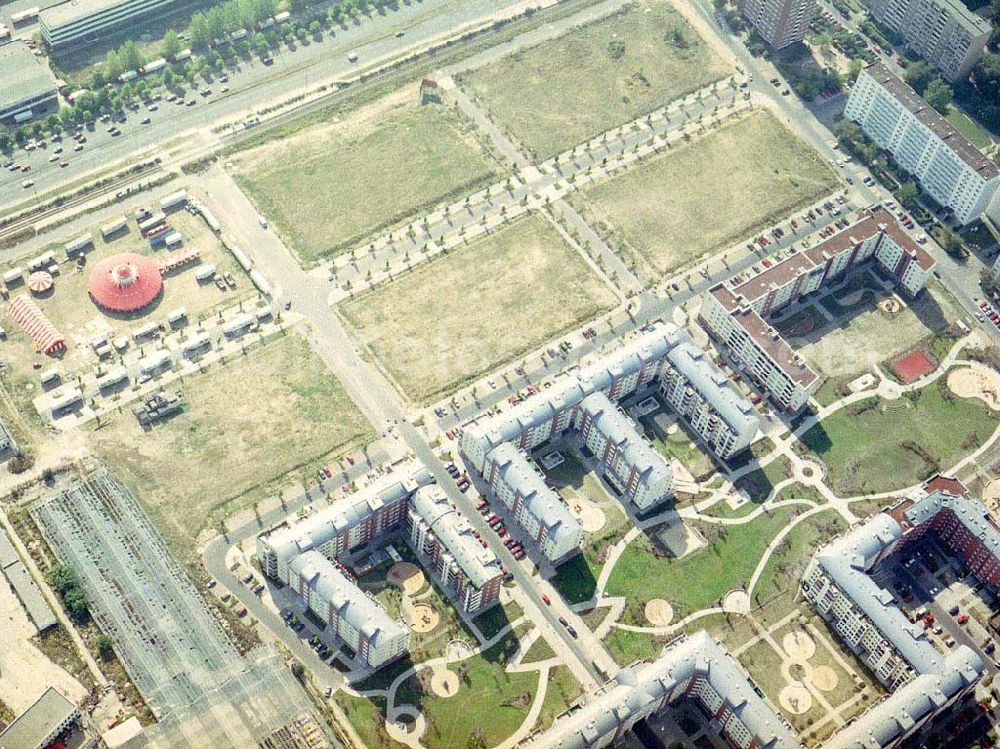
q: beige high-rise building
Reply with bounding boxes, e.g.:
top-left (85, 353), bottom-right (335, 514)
top-left (739, 0), bottom-right (815, 48)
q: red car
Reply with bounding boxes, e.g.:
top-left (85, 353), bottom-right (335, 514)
top-left (958, 614), bottom-right (969, 625)
top-left (924, 614), bottom-right (935, 626)
top-left (542, 594), bottom-right (551, 605)
top-left (346, 456), bottom-right (355, 465)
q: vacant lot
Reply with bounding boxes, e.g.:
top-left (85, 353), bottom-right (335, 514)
top-left (89, 334), bottom-right (372, 556)
top-left (572, 111), bottom-right (838, 281)
top-left (339, 213), bottom-right (617, 402)
top-left (457, 0), bottom-right (729, 160)
top-left (801, 379), bottom-right (999, 495)
top-left (230, 89), bottom-right (501, 266)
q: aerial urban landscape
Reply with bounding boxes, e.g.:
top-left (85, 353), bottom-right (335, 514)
top-left (1, 0), bottom-right (1000, 746)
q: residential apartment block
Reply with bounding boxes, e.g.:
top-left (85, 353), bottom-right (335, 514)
top-left (258, 464), bottom-right (502, 667)
top-left (575, 392), bottom-right (674, 511)
top-left (700, 206), bottom-right (935, 411)
top-left (846, 63), bottom-right (1000, 225)
top-left (481, 443), bottom-right (584, 563)
top-left (861, 0), bottom-right (990, 81)
top-left (801, 476), bottom-right (989, 749)
top-left (461, 324), bottom-right (758, 559)
top-left (527, 630), bottom-right (798, 749)
top-left (287, 550), bottom-right (410, 668)
top-left (41, 0), bottom-right (190, 49)
top-left (406, 485), bottom-right (504, 613)
top-left (658, 339), bottom-right (759, 460)
top-left (739, 0), bottom-right (815, 49)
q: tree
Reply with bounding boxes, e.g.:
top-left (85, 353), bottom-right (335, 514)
top-left (190, 13), bottom-right (211, 49)
top-left (119, 39), bottom-right (145, 71)
top-left (899, 182), bottom-right (919, 210)
top-left (162, 29), bottom-right (182, 59)
top-left (290, 660), bottom-right (305, 679)
top-left (103, 49), bottom-right (124, 81)
top-left (96, 634), bottom-right (114, 660)
top-left (253, 32), bottom-right (269, 56)
top-left (903, 61), bottom-right (935, 94)
top-left (924, 79), bottom-right (953, 115)
top-left (848, 57), bottom-right (864, 82)
top-left (0, 132), bottom-right (12, 153)
top-left (941, 228), bottom-right (966, 257)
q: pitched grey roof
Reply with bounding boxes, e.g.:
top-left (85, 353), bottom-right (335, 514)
top-left (262, 464), bottom-right (433, 564)
top-left (578, 391), bottom-right (672, 486)
top-left (289, 550), bottom-right (407, 647)
top-left (826, 648), bottom-right (982, 749)
top-left (813, 513), bottom-right (942, 673)
top-left (409, 485), bottom-right (501, 588)
top-left (531, 631), bottom-right (798, 749)
top-left (486, 443), bottom-right (582, 542)
top-left (664, 340), bottom-right (758, 435)
top-left (904, 490), bottom-right (1000, 557)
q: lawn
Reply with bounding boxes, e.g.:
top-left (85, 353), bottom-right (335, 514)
top-left (550, 503), bottom-right (631, 604)
top-left (89, 334), bottom-right (373, 557)
top-left (572, 111), bottom-right (839, 282)
top-left (473, 601), bottom-right (523, 640)
top-left (395, 629), bottom-right (537, 749)
top-left (230, 91), bottom-right (502, 266)
top-left (604, 507), bottom-right (796, 618)
top-left (640, 408), bottom-right (716, 480)
top-left (603, 627), bottom-right (661, 666)
top-left (535, 666), bottom-right (582, 731)
top-left (335, 692), bottom-right (407, 749)
top-left (456, 0), bottom-right (729, 160)
top-left (339, 213), bottom-right (617, 402)
top-left (945, 108), bottom-right (993, 150)
top-left (752, 510), bottom-right (847, 603)
top-left (800, 378), bottom-right (1000, 494)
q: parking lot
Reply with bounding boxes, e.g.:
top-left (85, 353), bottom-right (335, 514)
top-left (874, 536), bottom-right (1000, 674)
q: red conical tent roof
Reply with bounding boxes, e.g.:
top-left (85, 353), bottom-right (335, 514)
top-left (88, 253), bottom-right (163, 313)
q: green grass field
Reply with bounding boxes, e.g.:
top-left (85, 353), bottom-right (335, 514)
top-left (457, 0), bottom-right (729, 160)
top-left (90, 334), bottom-right (373, 557)
top-left (945, 108), bottom-right (993, 150)
top-left (572, 111), bottom-right (839, 281)
top-left (231, 94), bottom-right (501, 266)
top-left (395, 630), bottom-right (536, 749)
top-left (752, 510), bottom-right (846, 602)
top-left (339, 213), bottom-right (617, 402)
top-left (604, 507), bottom-right (795, 619)
top-left (801, 378), bottom-right (999, 494)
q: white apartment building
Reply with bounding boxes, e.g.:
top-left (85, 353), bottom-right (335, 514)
top-left (700, 206), bottom-right (935, 411)
top-left (738, 0), bottom-right (815, 48)
top-left (801, 481), bottom-right (987, 749)
top-left (406, 485), bottom-right (504, 612)
top-left (40, 0), bottom-right (188, 49)
top-left (861, 0), bottom-right (990, 81)
top-left (846, 63), bottom-right (1000, 225)
top-left (526, 631), bottom-right (799, 749)
top-left (287, 551), bottom-right (410, 668)
top-left (658, 340), bottom-right (758, 459)
top-left (575, 392), bottom-right (674, 511)
top-left (482, 443), bottom-right (584, 563)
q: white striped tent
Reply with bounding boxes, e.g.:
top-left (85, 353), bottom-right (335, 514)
top-left (9, 295), bottom-right (65, 355)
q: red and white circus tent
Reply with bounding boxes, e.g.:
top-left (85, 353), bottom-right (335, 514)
top-left (8, 295), bottom-right (66, 355)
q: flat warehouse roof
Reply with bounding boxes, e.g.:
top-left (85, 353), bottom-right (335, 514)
top-left (0, 687), bottom-right (77, 749)
top-left (41, 0), bottom-right (177, 28)
top-left (0, 42), bottom-right (56, 110)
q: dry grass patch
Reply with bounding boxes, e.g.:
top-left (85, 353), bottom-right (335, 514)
top-left (89, 333), bottom-right (372, 556)
top-left (339, 213), bottom-right (617, 402)
top-left (230, 88), bottom-right (502, 266)
top-left (572, 110), bottom-right (838, 282)
top-left (458, 0), bottom-right (729, 160)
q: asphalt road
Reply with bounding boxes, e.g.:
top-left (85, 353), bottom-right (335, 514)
top-left (0, 0), bottom-right (528, 207)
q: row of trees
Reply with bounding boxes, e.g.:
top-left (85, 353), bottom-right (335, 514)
top-left (188, 0), bottom-right (279, 49)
